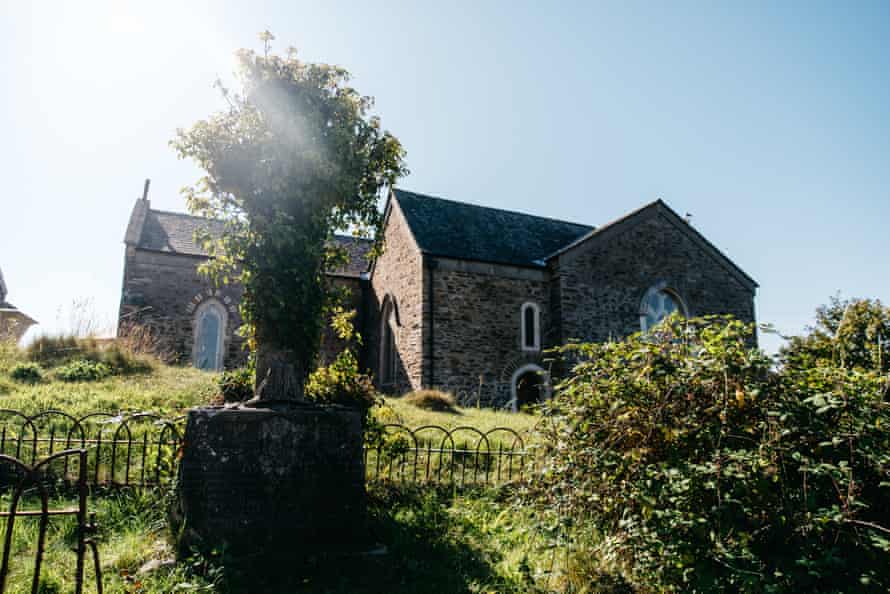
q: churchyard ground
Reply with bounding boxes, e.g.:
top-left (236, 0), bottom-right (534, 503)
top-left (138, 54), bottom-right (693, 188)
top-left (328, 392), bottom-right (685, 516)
top-left (0, 340), bottom-right (553, 593)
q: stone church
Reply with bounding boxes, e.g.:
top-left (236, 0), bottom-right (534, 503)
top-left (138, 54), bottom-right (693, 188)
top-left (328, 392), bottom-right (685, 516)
top-left (119, 188), bottom-right (757, 409)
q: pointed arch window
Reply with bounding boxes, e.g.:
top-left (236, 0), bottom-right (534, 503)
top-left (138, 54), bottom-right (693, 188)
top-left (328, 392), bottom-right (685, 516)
top-left (193, 300), bottom-right (227, 371)
top-left (521, 302), bottom-right (541, 352)
top-left (379, 295), bottom-right (400, 387)
top-left (640, 284), bottom-right (686, 332)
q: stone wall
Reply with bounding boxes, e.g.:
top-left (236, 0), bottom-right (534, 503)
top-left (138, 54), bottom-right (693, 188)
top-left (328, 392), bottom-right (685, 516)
top-left (555, 209), bottom-right (757, 344)
top-left (429, 257), bottom-right (550, 407)
top-left (368, 200), bottom-right (425, 393)
top-left (119, 247), bottom-right (247, 368)
top-left (119, 248), bottom-right (363, 371)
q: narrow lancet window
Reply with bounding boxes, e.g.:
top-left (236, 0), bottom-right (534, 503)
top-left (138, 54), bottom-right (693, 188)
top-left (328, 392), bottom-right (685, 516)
top-left (521, 302), bottom-right (541, 351)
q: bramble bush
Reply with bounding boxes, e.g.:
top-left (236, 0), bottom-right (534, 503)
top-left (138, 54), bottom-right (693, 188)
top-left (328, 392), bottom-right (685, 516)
top-left (9, 362), bottom-right (43, 383)
top-left (55, 359), bottom-right (112, 382)
top-left (536, 314), bottom-right (890, 593)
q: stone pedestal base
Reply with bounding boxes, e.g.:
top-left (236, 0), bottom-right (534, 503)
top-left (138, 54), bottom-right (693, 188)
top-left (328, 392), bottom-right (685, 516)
top-left (176, 405), bottom-right (367, 558)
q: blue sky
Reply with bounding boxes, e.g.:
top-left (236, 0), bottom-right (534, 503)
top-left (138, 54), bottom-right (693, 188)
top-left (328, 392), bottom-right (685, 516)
top-left (1, 1), bottom-right (888, 354)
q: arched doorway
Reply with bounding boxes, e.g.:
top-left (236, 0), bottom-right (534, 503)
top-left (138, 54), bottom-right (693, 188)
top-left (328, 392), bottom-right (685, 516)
top-left (510, 364), bottom-right (550, 411)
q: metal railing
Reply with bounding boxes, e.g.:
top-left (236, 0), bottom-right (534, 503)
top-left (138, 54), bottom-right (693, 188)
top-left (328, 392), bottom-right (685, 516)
top-left (366, 423), bottom-right (532, 486)
top-left (0, 449), bottom-right (102, 593)
top-left (0, 411), bottom-right (532, 489)
top-left (0, 410), bottom-right (183, 490)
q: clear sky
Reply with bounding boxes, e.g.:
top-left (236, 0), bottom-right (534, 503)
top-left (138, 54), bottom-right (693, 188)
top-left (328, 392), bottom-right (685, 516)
top-left (2, 0), bottom-right (888, 354)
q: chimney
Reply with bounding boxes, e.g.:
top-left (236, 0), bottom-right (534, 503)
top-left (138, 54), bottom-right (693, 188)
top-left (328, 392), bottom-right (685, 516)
top-left (124, 179), bottom-right (151, 245)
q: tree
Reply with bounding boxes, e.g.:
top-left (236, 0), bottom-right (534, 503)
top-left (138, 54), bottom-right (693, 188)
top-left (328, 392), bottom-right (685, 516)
top-left (782, 296), bottom-right (890, 373)
top-left (172, 32), bottom-right (407, 401)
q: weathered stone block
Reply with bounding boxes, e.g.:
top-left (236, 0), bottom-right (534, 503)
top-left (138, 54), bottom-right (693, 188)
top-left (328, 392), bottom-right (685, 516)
top-left (177, 405), bottom-right (367, 558)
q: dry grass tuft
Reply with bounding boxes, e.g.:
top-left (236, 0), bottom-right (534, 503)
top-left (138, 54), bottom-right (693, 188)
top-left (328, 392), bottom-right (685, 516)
top-left (402, 389), bottom-right (460, 413)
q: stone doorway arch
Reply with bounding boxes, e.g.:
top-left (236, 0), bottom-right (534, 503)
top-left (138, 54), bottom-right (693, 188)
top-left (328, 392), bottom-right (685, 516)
top-left (510, 363), bottom-right (550, 412)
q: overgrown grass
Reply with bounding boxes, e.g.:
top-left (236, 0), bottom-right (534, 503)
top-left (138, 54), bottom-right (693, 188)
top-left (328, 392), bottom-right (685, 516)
top-left (401, 389), bottom-right (460, 412)
top-left (0, 484), bottom-right (560, 593)
top-left (0, 340), bottom-right (217, 417)
top-left (379, 395), bottom-right (540, 443)
top-left (0, 343), bottom-right (555, 592)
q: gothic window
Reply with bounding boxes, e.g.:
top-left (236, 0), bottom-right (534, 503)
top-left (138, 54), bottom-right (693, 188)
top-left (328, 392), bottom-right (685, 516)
top-left (379, 296), bottom-right (399, 387)
top-left (521, 302), bottom-right (541, 352)
top-left (193, 300), bottom-right (227, 371)
top-left (640, 285), bottom-right (685, 332)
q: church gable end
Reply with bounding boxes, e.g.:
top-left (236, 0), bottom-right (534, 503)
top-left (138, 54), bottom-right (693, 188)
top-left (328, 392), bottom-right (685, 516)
top-left (554, 202), bottom-right (757, 344)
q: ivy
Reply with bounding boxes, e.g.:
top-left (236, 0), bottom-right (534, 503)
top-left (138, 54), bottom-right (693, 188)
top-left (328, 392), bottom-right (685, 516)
top-left (171, 32), bottom-right (407, 378)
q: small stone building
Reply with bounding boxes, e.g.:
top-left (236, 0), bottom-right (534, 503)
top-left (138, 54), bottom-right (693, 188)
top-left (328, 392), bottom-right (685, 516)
top-left (0, 267), bottom-right (37, 342)
top-left (119, 189), bottom-right (757, 408)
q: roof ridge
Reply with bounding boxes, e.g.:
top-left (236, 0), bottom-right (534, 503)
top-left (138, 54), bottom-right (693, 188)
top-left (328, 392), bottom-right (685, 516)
top-left (147, 207), bottom-right (221, 222)
top-left (147, 208), bottom-right (371, 242)
top-left (394, 188), bottom-right (595, 230)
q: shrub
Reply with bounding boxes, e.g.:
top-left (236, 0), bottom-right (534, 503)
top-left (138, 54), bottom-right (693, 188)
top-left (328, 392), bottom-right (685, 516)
top-left (402, 389), bottom-right (459, 413)
top-left (9, 362), bottom-right (43, 383)
top-left (55, 359), bottom-right (112, 382)
top-left (306, 350), bottom-right (377, 410)
top-left (536, 314), bottom-right (890, 593)
top-left (218, 368), bottom-right (254, 403)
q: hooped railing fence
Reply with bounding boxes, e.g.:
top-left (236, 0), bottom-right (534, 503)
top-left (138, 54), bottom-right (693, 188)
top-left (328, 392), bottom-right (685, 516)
top-left (0, 410), bottom-right (532, 592)
top-left (0, 410), bottom-right (533, 491)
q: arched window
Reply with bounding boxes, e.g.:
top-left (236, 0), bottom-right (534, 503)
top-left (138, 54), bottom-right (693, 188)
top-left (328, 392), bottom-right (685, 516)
top-left (379, 296), bottom-right (400, 387)
top-left (521, 302), bottom-right (541, 352)
top-left (193, 300), bottom-right (227, 371)
top-left (640, 284), bottom-right (686, 332)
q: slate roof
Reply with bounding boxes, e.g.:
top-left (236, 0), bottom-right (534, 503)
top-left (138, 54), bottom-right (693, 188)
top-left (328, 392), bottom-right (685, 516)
top-left (135, 209), bottom-right (372, 278)
top-left (393, 189), bottom-right (594, 268)
top-left (138, 210), bottom-right (226, 257)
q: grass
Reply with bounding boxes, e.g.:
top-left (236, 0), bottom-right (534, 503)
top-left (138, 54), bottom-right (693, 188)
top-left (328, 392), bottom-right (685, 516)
top-left (0, 339), bottom-right (217, 418)
top-left (379, 395), bottom-right (541, 447)
top-left (1, 484), bottom-right (561, 594)
top-left (0, 342), bottom-right (561, 592)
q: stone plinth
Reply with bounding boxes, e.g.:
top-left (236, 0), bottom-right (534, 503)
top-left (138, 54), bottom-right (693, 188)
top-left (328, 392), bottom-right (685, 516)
top-left (176, 405), bottom-right (366, 558)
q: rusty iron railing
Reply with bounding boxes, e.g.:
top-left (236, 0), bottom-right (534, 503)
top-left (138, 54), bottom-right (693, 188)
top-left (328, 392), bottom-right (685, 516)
top-left (0, 410), bottom-right (184, 491)
top-left (365, 424), bottom-right (533, 486)
top-left (0, 411), bottom-right (532, 489)
top-left (0, 449), bottom-right (102, 593)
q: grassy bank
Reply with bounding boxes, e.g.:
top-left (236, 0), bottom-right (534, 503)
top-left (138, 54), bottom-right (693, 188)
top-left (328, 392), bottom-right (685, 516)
top-left (0, 342), bottom-right (553, 592)
top-left (2, 484), bottom-right (556, 594)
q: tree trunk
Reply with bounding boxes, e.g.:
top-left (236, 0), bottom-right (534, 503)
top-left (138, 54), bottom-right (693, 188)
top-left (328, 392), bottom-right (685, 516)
top-left (250, 344), bottom-right (307, 404)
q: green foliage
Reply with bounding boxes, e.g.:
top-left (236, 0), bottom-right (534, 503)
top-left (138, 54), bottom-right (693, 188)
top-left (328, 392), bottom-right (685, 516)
top-left (218, 368), bottom-right (254, 402)
top-left (306, 349), bottom-right (377, 410)
top-left (171, 33), bottom-right (407, 377)
top-left (9, 361), bottom-right (43, 383)
top-left (403, 389), bottom-right (459, 413)
top-left (55, 359), bottom-right (112, 382)
top-left (782, 295), bottom-right (890, 372)
top-left (537, 314), bottom-right (890, 593)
